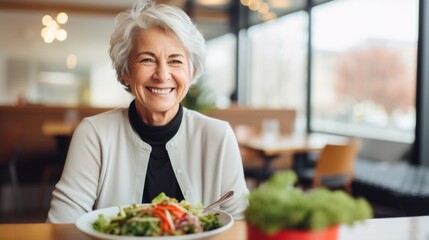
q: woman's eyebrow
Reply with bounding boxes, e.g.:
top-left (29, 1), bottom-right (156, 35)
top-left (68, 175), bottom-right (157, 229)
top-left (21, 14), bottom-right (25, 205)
top-left (169, 53), bottom-right (186, 59)
top-left (136, 52), bottom-right (184, 59)
top-left (137, 51), bottom-right (155, 57)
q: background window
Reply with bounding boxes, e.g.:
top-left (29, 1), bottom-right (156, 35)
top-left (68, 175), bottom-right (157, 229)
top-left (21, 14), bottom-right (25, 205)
top-left (203, 33), bottom-right (237, 108)
top-left (311, 0), bottom-right (418, 143)
top-left (247, 11), bottom-right (308, 132)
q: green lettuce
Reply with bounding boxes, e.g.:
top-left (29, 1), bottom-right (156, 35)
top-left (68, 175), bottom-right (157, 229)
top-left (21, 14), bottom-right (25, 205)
top-left (244, 171), bottom-right (373, 233)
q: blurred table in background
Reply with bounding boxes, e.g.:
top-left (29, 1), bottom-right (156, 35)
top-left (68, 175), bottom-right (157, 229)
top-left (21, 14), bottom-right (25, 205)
top-left (238, 132), bottom-right (351, 185)
top-left (239, 132), bottom-right (349, 157)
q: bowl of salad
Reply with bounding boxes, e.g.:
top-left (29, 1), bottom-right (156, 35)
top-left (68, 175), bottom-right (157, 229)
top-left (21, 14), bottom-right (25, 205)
top-left (76, 193), bottom-right (233, 240)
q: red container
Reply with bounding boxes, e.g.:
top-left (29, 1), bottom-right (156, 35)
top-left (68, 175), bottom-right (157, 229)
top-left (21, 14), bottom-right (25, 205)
top-left (247, 223), bottom-right (339, 240)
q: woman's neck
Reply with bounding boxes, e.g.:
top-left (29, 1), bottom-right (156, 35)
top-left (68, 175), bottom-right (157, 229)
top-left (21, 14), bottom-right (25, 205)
top-left (136, 105), bottom-right (179, 126)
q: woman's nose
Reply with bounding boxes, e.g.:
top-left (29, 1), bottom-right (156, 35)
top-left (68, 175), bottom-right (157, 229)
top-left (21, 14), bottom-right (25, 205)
top-left (153, 62), bottom-right (171, 81)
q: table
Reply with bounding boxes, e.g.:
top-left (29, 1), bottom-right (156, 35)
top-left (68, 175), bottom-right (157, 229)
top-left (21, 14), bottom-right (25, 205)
top-left (0, 221), bottom-right (246, 240)
top-left (239, 132), bottom-right (350, 176)
top-left (1, 216), bottom-right (429, 240)
top-left (239, 132), bottom-right (349, 159)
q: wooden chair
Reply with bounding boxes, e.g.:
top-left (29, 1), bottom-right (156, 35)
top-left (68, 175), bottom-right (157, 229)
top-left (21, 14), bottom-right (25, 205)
top-left (300, 141), bottom-right (358, 195)
top-left (0, 123), bottom-right (23, 211)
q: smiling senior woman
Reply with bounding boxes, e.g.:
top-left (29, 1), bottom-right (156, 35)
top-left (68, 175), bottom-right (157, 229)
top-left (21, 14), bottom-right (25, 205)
top-left (47, 0), bottom-right (249, 223)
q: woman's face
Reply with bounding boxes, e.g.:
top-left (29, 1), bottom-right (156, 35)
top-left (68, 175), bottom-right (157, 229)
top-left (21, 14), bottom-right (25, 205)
top-left (123, 27), bottom-right (191, 124)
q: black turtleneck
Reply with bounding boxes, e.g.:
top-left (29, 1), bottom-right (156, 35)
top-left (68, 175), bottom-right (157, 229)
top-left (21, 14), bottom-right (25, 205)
top-left (128, 100), bottom-right (184, 203)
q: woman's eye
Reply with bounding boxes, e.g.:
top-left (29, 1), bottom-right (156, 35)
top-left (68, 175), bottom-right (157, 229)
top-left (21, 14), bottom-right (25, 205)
top-left (170, 60), bottom-right (183, 65)
top-left (140, 58), bottom-right (155, 64)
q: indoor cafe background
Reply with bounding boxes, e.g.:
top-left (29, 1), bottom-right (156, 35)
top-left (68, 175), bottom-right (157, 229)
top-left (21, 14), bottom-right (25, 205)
top-left (0, 0), bottom-right (427, 221)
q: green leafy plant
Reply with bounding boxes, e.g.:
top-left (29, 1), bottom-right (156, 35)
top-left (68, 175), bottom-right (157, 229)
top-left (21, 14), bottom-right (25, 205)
top-left (244, 171), bottom-right (373, 234)
top-left (182, 81), bottom-right (215, 113)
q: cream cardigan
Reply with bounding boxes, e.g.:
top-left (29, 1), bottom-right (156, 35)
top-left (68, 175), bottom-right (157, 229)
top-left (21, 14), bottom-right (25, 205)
top-left (47, 107), bottom-right (249, 223)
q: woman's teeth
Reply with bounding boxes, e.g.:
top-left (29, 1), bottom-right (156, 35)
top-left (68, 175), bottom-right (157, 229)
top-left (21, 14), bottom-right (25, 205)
top-left (149, 88), bottom-right (172, 94)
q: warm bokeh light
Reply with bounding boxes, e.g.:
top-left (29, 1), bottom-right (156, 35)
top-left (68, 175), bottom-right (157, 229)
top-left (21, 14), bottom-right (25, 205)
top-left (249, 1), bottom-right (261, 11)
top-left (56, 12), bottom-right (68, 24)
top-left (66, 54), bottom-right (77, 69)
top-left (43, 32), bottom-right (55, 43)
top-left (41, 15), bottom-right (52, 26)
top-left (267, 0), bottom-right (291, 9)
top-left (46, 19), bottom-right (59, 30)
top-left (40, 27), bottom-right (48, 38)
top-left (56, 29), bottom-right (67, 41)
top-left (41, 12), bottom-right (68, 43)
top-left (258, 2), bottom-right (270, 14)
top-left (197, 0), bottom-right (229, 6)
top-left (241, 0), bottom-right (251, 7)
top-left (241, 0), bottom-right (278, 21)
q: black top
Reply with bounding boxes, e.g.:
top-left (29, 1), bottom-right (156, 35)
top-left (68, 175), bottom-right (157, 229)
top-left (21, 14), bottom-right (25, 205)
top-left (128, 100), bottom-right (184, 203)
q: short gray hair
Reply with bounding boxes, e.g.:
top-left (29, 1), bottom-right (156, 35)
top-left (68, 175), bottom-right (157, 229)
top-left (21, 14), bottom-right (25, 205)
top-left (109, 0), bottom-right (206, 92)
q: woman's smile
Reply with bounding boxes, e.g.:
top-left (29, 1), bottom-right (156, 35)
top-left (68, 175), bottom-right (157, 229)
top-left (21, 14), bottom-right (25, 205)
top-left (147, 87), bottom-right (174, 95)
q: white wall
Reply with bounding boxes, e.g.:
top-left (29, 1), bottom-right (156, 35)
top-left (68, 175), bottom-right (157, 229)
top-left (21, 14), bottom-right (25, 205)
top-left (0, 52), bottom-right (6, 103)
top-left (89, 62), bottom-right (133, 108)
top-left (0, 58), bottom-right (37, 105)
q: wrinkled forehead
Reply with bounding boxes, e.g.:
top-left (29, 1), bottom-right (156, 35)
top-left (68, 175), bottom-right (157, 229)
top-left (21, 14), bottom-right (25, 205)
top-left (131, 27), bottom-right (188, 56)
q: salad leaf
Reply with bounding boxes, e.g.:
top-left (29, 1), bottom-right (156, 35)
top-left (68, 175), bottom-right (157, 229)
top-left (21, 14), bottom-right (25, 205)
top-left (93, 214), bottom-right (111, 232)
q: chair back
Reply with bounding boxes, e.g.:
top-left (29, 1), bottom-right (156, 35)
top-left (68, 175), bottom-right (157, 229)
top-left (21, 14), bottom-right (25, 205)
top-left (313, 140), bottom-right (358, 194)
top-left (0, 123), bottom-right (23, 164)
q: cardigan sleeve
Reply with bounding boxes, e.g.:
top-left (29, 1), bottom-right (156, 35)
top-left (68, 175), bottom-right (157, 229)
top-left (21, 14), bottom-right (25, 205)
top-left (218, 122), bottom-right (250, 220)
top-left (47, 119), bottom-right (101, 223)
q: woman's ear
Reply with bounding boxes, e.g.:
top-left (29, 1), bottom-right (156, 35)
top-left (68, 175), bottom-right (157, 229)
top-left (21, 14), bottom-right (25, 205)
top-left (122, 74), bottom-right (131, 86)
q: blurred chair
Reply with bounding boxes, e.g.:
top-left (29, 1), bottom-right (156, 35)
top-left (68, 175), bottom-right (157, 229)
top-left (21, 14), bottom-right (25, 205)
top-left (234, 124), bottom-right (293, 188)
top-left (38, 128), bottom-right (72, 209)
top-left (208, 107), bottom-right (296, 189)
top-left (0, 123), bottom-right (23, 212)
top-left (299, 140), bottom-right (358, 195)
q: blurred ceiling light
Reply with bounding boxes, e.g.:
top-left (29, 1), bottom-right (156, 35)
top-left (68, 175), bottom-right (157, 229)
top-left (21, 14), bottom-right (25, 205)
top-left (258, 2), bottom-right (270, 14)
top-left (56, 12), bottom-right (68, 24)
top-left (241, 0), bottom-right (251, 7)
top-left (41, 13), bottom-right (68, 43)
top-left (56, 29), bottom-right (67, 41)
top-left (66, 54), bottom-right (77, 69)
top-left (41, 15), bottom-right (52, 26)
top-left (267, 0), bottom-right (291, 9)
top-left (241, 0), bottom-right (278, 22)
top-left (249, 0), bottom-right (261, 11)
top-left (197, 0), bottom-right (229, 6)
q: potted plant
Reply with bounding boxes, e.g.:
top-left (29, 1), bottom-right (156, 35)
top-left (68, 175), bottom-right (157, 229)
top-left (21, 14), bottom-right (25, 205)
top-left (244, 171), bottom-right (373, 240)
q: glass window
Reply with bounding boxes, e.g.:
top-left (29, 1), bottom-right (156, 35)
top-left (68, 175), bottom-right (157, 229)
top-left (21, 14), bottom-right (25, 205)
top-left (247, 11), bottom-right (308, 132)
top-left (311, 0), bottom-right (418, 143)
top-left (204, 33), bottom-right (237, 108)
